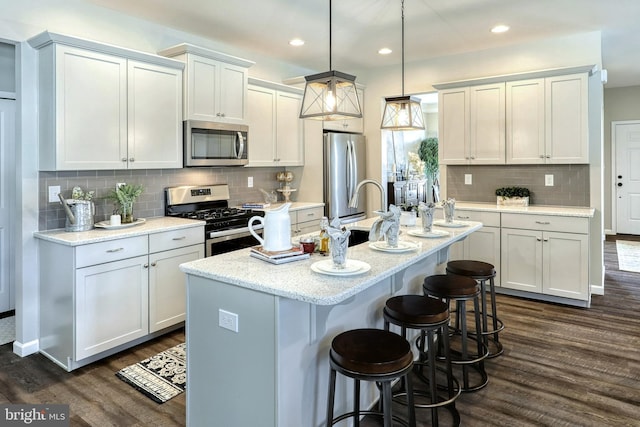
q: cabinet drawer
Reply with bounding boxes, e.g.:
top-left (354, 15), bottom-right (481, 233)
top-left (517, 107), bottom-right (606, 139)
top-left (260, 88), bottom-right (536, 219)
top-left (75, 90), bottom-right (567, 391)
top-left (453, 210), bottom-right (500, 227)
top-left (501, 213), bottom-right (588, 234)
top-left (75, 236), bottom-right (148, 268)
top-left (295, 206), bottom-right (325, 226)
top-left (149, 226), bottom-right (204, 253)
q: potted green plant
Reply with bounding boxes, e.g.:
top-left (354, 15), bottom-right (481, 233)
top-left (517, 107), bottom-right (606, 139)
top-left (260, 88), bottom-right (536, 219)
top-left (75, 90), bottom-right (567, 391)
top-left (107, 183), bottom-right (144, 223)
top-left (418, 137), bottom-right (440, 202)
top-left (495, 187), bottom-right (530, 206)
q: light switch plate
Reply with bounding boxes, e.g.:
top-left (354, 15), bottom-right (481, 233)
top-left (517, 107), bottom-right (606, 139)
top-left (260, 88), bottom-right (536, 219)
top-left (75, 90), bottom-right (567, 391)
top-left (464, 174), bottom-right (472, 185)
top-left (545, 174), bottom-right (554, 186)
top-left (247, 176), bottom-right (253, 188)
top-left (48, 185), bottom-right (61, 203)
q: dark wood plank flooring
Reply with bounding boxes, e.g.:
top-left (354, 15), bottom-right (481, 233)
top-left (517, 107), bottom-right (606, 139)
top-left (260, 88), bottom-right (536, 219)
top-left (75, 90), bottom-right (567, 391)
top-left (1, 238), bottom-right (639, 426)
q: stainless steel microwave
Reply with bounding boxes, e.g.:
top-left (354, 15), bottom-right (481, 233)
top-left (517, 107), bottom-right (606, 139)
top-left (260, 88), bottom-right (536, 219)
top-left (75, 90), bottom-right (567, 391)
top-left (184, 120), bottom-right (248, 167)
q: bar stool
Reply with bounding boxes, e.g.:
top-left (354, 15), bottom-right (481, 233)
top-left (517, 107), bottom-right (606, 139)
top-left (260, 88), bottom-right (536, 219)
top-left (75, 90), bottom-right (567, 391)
top-left (446, 260), bottom-right (504, 358)
top-left (423, 274), bottom-right (489, 392)
top-left (326, 328), bottom-right (416, 427)
top-left (384, 295), bottom-right (461, 427)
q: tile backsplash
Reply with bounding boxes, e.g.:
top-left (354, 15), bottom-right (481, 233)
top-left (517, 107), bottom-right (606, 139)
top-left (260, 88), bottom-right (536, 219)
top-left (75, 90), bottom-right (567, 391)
top-left (446, 164), bottom-right (590, 206)
top-left (39, 167), bottom-right (290, 230)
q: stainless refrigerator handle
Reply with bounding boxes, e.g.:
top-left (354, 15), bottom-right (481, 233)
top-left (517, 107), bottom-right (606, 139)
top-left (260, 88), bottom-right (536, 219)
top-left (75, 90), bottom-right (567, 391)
top-left (346, 140), bottom-right (353, 200)
top-left (235, 132), bottom-right (245, 159)
top-left (350, 140), bottom-right (357, 201)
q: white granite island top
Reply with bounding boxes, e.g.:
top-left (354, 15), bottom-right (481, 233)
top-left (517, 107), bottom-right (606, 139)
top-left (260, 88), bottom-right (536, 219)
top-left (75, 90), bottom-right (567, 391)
top-left (451, 202), bottom-right (594, 217)
top-left (180, 217), bottom-right (481, 306)
top-left (33, 216), bottom-right (205, 246)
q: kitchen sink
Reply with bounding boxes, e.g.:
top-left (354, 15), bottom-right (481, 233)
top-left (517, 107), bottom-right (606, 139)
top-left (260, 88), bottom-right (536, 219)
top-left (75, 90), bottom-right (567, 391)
top-left (348, 229), bottom-right (370, 247)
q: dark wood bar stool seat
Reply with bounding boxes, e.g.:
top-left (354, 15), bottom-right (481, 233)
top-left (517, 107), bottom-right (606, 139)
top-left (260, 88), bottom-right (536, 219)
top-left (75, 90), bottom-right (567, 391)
top-left (446, 260), bottom-right (504, 358)
top-left (384, 295), bottom-right (461, 427)
top-left (423, 274), bottom-right (489, 392)
top-left (326, 328), bottom-right (416, 427)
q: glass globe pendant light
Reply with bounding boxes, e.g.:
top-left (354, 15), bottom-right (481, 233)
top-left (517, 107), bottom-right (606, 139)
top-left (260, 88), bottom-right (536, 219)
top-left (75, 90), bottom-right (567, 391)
top-left (299, 0), bottom-right (362, 120)
top-left (380, 0), bottom-right (425, 130)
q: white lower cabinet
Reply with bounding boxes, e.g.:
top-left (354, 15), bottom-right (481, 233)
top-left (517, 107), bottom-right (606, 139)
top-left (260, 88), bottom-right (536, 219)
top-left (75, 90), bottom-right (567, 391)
top-left (500, 213), bottom-right (589, 301)
top-left (149, 244), bottom-right (204, 333)
top-left (290, 206), bottom-right (325, 236)
top-left (75, 255), bottom-right (149, 360)
top-left (38, 225), bottom-right (203, 370)
top-left (448, 210), bottom-right (501, 285)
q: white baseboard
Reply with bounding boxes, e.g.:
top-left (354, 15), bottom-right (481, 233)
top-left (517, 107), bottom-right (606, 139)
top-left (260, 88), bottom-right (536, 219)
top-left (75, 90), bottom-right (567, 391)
top-left (13, 339), bottom-right (39, 357)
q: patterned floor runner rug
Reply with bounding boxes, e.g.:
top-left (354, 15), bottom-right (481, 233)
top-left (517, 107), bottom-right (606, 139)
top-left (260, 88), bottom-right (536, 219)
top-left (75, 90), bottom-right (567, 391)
top-left (116, 343), bottom-right (186, 403)
top-left (616, 240), bottom-right (640, 273)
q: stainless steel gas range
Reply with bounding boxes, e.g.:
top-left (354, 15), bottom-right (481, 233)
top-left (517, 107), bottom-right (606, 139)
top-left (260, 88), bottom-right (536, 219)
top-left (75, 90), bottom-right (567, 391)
top-left (165, 184), bottom-right (264, 257)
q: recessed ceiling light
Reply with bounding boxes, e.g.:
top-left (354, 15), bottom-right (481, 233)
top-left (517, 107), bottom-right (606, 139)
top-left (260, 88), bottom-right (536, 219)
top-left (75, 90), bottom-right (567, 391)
top-left (289, 38), bottom-right (305, 47)
top-left (378, 47), bottom-right (392, 55)
top-left (491, 25), bottom-right (510, 34)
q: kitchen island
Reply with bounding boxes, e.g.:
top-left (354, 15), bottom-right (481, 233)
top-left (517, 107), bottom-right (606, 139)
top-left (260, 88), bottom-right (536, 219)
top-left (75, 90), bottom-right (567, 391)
top-left (180, 217), bottom-right (481, 427)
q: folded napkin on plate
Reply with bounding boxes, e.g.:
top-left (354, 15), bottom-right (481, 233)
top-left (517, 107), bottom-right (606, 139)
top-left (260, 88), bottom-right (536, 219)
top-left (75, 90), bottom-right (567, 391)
top-left (327, 217), bottom-right (351, 267)
top-left (369, 204), bottom-right (401, 247)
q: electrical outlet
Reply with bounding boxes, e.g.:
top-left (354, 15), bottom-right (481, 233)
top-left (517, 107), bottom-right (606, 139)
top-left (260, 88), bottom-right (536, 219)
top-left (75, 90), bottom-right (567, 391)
top-left (116, 182), bottom-right (126, 190)
top-left (48, 185), bottom-right (61, 203)
top-left (464, 174), bottom-right (472, 185)
top-left (545, 174), bottom-right (554, 186)
top-left (219, 309), bottom-right (239, 333)
top-left (247, 176), bottom-right (254, 188)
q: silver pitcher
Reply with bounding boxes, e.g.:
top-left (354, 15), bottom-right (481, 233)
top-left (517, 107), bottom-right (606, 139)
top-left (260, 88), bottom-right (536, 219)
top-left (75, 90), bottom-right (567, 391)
top-left (59, 193), bottom-right (95, 232)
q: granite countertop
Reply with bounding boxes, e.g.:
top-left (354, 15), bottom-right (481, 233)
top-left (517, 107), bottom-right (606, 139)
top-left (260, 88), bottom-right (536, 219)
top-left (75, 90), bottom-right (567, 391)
top-left (34, 217), bottom-right (205, 246)
top-left (242, 201), bottom-right (325, 211)
top-left (447, 202), bottom-right (595, 218)
top-left (180, 217), bottom-right (482, 306)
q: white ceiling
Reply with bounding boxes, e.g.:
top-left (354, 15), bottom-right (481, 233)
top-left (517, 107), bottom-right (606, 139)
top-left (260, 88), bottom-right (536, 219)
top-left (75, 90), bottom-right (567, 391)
top-left (85, 0), bottom-right (640, 88)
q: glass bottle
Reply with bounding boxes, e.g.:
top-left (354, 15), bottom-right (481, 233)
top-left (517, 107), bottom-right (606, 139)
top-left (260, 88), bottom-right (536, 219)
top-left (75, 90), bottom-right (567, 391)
top-left (319, 217), bottom-right (330, 254)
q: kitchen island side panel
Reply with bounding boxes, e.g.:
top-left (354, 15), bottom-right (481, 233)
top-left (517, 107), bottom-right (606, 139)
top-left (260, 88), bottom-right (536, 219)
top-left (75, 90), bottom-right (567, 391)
top-left (186, 249), bottom-right (445, 427)
top-left (186, 275), bottom-right (277, 427)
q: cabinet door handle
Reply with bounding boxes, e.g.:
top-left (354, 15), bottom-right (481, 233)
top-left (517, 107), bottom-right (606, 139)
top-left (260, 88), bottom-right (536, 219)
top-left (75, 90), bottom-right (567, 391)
top-left (129, 157), bottom-right (135, 162)
top-left (151, 262), bottom-right (157, 267)
top-left (536, 238), bottom-right (542, 241)
top-left (121, 158), bottom-right (127, 162)
top-left (539, 154), bottom-right (545, 159)
top-left (546, 155), bottom-right (551, 158)
top-left (457, 215), bottom-right (470, 219)
top-left (106, 247), bottom-right (124, 253)
top-left (470, 156), bottom-right (475, 160)
top-left (543, 238), bottom-right (549, 242)
top-left (535, 221), bottom-right (550, 225)
top-left (306, 213), bottom-right (316, 217)
top-left (172, 236), bottom-right (186, 240)
top-left (144, 263), bottom-right (149, 268)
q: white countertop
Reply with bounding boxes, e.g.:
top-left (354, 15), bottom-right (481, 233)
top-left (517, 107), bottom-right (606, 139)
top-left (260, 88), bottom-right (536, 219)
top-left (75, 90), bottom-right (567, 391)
top-left (180, 217), bottom-right (481, 306)
top-left (448, 202), bottom-right (594, 217)
top-left (34, 217), bottom-right (205, 246)
top-left (241, 201), bottom-right (325, 211)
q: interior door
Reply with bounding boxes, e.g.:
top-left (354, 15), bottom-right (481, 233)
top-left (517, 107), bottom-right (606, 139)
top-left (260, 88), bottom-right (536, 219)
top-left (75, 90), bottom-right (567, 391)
top-left (0, 99), bottom-right (15, 313)
top-left (615, 121), bottom-right (640, 234)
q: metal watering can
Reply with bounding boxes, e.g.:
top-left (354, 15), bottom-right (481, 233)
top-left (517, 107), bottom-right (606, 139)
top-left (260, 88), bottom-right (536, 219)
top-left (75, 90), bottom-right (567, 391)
top-left (58, 193), bottom-right (95, 232)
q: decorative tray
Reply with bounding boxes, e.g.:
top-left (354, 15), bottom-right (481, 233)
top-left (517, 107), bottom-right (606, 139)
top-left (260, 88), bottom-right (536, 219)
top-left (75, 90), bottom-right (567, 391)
top-left (94, 218), bottom-right (146, 230)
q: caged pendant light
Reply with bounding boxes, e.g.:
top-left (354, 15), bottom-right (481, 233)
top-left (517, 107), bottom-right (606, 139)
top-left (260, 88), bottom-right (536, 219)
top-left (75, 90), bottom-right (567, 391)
top-left (299, 0), bottom-right (362, 121)
top-left (380, 0), bottom-right (425, 130)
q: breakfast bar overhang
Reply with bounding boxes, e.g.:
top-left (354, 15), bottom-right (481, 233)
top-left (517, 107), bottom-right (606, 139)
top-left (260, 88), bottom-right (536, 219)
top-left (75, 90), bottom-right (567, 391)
top-left (179, 218), bottom-right (482, 427)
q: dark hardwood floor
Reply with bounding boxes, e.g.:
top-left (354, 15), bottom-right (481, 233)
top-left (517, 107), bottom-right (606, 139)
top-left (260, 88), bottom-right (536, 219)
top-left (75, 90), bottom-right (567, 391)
top-left (1, 239), bottom-right (639, 426)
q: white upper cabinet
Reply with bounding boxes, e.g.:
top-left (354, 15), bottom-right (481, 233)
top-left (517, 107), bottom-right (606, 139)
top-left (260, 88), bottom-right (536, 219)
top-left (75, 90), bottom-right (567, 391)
top-left (29, 32), bottom-right (184, 171)
top-left (322, 87), bottom-right (365, 133)
top-left (247, 79), bottom-right (304, 167)
top-left (506, 73), bottom-right (589, 164)
top-left (159, 44), bottom-right (254, 124)
top-left (439, 83), bottom-right (505, 165)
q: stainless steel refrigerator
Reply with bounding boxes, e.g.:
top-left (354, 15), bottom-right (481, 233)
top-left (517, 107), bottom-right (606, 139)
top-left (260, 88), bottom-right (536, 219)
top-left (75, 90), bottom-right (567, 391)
top-left (324, 132), bottom-right (367, 223)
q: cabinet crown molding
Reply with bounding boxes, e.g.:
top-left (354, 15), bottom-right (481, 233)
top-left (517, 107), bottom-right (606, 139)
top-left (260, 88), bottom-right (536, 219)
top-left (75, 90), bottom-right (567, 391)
top-left (433, 65), bottom-right (596, 90)
top-left (158, 43), bottom-right (255, 68)
top-left (27, 31), bottom-right (184, 70)
top-left (248, 77), bottom-right (303, 94)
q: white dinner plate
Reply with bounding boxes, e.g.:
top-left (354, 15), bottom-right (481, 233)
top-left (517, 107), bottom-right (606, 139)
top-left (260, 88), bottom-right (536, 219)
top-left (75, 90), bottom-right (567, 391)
top-left (94, 218), bottom-right (146, 229)
top-left (369, 240), bottom-right (420, 253)
top-left (407, 229), bottom-right (450, 238)
top-left (311, 259), bottom-right (371, 276)
top-left (433, 219), bottom-right (469, 228)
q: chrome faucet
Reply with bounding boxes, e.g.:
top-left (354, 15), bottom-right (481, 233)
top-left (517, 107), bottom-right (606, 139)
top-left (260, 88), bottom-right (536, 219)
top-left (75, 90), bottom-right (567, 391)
top-left (349, 179), bottom-right (387, 213)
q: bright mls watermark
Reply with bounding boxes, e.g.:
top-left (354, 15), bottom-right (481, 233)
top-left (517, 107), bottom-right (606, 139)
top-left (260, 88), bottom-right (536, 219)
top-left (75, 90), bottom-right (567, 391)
top-left (1, 404), bottom-right (69, 426)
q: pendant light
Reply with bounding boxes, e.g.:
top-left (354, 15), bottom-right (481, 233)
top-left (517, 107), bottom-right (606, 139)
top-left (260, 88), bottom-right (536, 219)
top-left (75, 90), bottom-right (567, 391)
top-left (380, 0), bottom-right (425, 130)
top-left (299, 0), bottom-right (362, 121)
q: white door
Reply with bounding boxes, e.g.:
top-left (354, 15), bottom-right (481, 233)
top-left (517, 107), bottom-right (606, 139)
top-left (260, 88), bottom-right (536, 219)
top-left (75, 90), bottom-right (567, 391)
top-left (0, 99), bottom-right (15, 313)
top-left (615, 121), bottom-right (640, 235)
